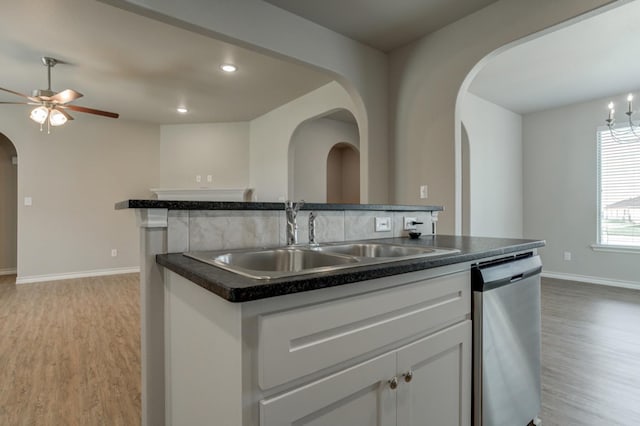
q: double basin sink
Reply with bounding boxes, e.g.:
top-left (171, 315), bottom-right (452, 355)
top-left (185, 242), bottom-right (460, 280)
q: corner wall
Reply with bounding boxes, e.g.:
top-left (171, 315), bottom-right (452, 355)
top-left (523, 94), bottom-right (639, 286)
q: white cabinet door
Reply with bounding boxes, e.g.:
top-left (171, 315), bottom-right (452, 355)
top-left (396, 321), bottom-right (472, 426)
top-left (260, 352), bottom-right (397, 426)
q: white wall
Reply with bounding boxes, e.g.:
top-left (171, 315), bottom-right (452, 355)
top-left (523, 94), bottom-right (638, 286)
top-left (111, 0), bottom-right (389, 203)
top-left (250, 82), bottom-right (357, 201)
top-left (389, 0), bottom-right (614, 234)
top-left (160, 122), bottom-right (249, 188)
top-left (461, 93), bottom-right (522, 238)
top-left (0, 108), bottom-right (159, 281)
top-left (0, 135), bottom-right (17, 273)
top-left (291, 117), bottom-right (359, 202)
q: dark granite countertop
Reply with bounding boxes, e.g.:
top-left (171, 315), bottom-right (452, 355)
top-left (156, 235), bottom-right (545, 303)
top-left (115, 199), bottom-right (445, 212)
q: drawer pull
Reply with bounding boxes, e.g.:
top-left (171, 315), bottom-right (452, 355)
top-left (389, 377), bottom-right (399, 390)
top-left (403, 370), bottom-right (414, 383)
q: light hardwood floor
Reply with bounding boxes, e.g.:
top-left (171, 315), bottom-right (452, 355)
top-left (541, 278), bottom-right (640, 426)
top-left (1, 274), bottom-right (639, 425)
top-left (0, 273), bottom-right (140, 426)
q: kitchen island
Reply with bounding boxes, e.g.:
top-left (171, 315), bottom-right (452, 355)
top-left (117, 200), bottom-right (544, 426)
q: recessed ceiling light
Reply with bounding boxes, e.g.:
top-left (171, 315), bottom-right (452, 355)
top-left (220, 64), bottom-right (237, 73)
top-left (177, 107), bottom-right (188, 114)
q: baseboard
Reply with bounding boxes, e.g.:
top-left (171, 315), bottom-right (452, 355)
top-left (16, 266), bottom-right (140, 284)
top-left (542, 270), bottom-right (640, 290)
top-left (0, 267), bottom-right (17, 276)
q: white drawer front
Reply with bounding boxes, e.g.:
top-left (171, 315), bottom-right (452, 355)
top-left (258, 271), bottom-right (470, 389)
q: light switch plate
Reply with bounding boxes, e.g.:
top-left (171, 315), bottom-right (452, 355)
top-left (24, 196), bottom-right (32, 206)
top-left (420, 185), bottom-right (428, 199)
top-left (375, 216), bottom-right (391, 232)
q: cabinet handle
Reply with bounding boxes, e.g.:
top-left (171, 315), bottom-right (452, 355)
top-left (403, 370), bottom-right (413, 383)
top-left (388, 377), bottom-right (399, 390)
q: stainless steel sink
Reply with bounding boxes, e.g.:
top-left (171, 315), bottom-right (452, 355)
top-left (312, 243), bottom-right (441, 258)
top-left (185, 248), bottom-right (359, 279)
top-left (185, 242), bottom-right (460, 280)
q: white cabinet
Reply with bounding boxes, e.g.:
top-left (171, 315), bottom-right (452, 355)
top-left (260, 352), bottom-right (397, 426)
top-left (397, 321), bottom-right (471, 426)
top-left (260, 321), bottom-right (471, 426)
top-left (164, 266), bottom-right (471, 426)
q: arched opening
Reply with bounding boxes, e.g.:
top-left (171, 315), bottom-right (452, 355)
top-left (454, 2), bottom-right (627, 235)
top-left (288, 108), bottom-right (360, 202)
top-left (327, 143), bottom-right (360, 204)
top-left (461, 124), bottom-right (470, 236)
top-left (0, 133), bottom-right (18, 277)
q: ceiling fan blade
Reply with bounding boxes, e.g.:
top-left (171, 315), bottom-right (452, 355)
top-left (0, 101), bottom-right (31, 105)
top-left (0, 86), bottom-right (39, 102)
top-left (50, 89), bottom-right (83, 104)
top-left (62, 104), bottom-right (119, 119)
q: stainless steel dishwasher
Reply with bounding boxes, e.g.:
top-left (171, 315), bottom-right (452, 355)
top-left (472, 253), bottom-right (543, 426)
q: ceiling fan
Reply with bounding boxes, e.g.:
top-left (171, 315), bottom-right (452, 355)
top-left (0, 57), bottom-right (119, 133)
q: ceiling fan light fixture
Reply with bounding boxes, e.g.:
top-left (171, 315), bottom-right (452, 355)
top-left (177, 107), bottom-right (188, 113)
top-left (30, 106), bottom-right (49, 124)
top-left (49, 109), bottom-right (68, 126)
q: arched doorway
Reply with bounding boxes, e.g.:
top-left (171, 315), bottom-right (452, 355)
top-left (327, 143), bottom-right (360, 204)
top-left (461, 124), bottom-right (470, 236)
top-left (0, 133), bottom-right (18, 276)
top-left (289, 108), bottom-right (360, 202)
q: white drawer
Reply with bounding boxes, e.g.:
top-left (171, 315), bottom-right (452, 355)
top-left (258, 270), bottom-right (470, 389)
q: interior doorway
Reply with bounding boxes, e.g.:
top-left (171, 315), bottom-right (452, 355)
top-left (0, 133), bottom-right (18, 276)
top-left (326, 143), bottom-right (360, 203)
top-left (289, 108), bottom-right (360, 202)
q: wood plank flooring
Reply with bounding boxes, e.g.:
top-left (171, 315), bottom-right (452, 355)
top-left (541, 278), bottom-right (640, 426)
top-left (1, 273), bottom-right (639, 425)
top-left (0, 273), bottom-right (140, 426)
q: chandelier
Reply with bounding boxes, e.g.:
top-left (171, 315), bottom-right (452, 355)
top-left (606, 93), bottom-right (640, 143)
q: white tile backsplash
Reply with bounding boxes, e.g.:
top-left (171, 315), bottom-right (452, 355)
top-left (344, 211), bottom-right (393, 240)
top-left (189, 210), bottom-right (280, 251)
top-left (165, 208), bottom-right (439, 253)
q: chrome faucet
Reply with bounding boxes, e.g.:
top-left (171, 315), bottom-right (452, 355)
top-left (308, 211), bottom-right (318, 246)
top-left (285, 200), bottom-right (304, 246)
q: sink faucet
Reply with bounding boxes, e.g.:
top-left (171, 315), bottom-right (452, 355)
top-left (309, 211), bottom-right (318, 246)
top-left (285, 200), bottom-right (304, 246)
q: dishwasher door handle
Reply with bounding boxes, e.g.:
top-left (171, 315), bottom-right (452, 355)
top-left (510, 273), bottom-right (524, 282)
top-left (472, 255), bottom-right (542, 291)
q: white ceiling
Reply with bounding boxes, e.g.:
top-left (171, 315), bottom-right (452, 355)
top-left (263, 0), bottom-right (499, 52)
top-left (0, 0), bottom-right (332, 125)
top-left (469, 1), bottom-right (640, 114)
top-left (3, 1), bottom-right (633, 127)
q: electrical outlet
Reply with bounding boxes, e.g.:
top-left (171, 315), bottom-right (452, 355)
top-left (420, 185), bottom-right (428, 199)
top-left (375, 216), bottom-right (391, 232)
top-left (196, 175), bottom-right (202, 183)
top-left (111, 249), bottom-right (118, 257)
top-left (403, 216), bottom-right (418, 231)
top-left (563, 251), bottom-right (571, 261)
top-left (207, 175), bottom-right (213, 183)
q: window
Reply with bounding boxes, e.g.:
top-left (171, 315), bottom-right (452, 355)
top-left (597, 125), bottom-right (640, 247)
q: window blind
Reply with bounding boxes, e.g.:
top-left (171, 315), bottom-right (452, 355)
top-left (597, 125), bottom-right (640, 247)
